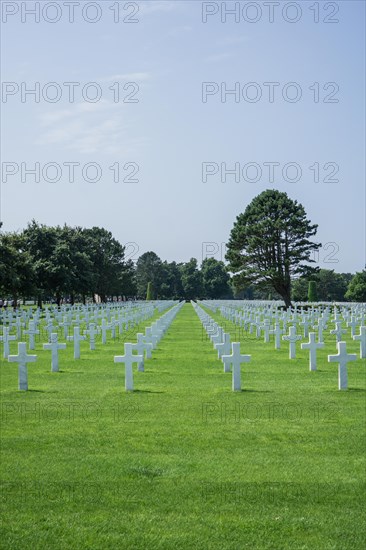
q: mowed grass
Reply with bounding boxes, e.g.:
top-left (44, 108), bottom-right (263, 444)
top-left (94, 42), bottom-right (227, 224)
top-left (0, 303), bottom-right (365, 550)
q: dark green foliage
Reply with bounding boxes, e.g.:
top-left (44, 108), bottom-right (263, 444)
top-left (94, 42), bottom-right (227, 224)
top-left (135, 252), bottom-right (163, 299)
top-left (201, 258), bottom-right (232, 299)
top-left (346, 270), bottom-right (366, 302)
top-left (1, 221), bottom-right (135, 305)
top-left (146, 281), bottom-right (153, 301)
top-left (180, 258), bottom-right (203, 300)
top-left (308, 280), bottom-right (318, 302)
top-left (292, 270), bottom-right (353, 302)
top-left (226, 190), bottom-right (321, 308)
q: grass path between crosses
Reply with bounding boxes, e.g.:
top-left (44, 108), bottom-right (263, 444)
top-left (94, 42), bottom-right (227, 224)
top-left (0, 303), bottom-right (365, 549)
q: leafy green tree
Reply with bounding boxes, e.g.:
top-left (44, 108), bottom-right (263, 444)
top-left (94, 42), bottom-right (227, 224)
top-left (160, 261), bottom-right (184, 299)
top-left (83, 227), bottom-right (126, 302)
top-left (315, 270), bottom-right (350, 301)
top-left (292, 277), bottom-right (308, 301)
top-left (119, 259), bottom-right (137, 298)
top-left (22, 221), bottom-right (62, 307)
top-left (292, 270), bottom-right (352, 302)
top-left (180, 258), bottom-right (203, 300)
top-left (226, 190), bottom-right (321, 308)
top-left (135, 252), bottom-right (163, 298)
top-left (146, 281), bottom-right (153, 300)
top-left (201, 258), bottom-right (232, 298)
top-left (308, 280), bottom-right (318, 302)
top-left (0, 232), bottom-right (35, 307)
top-left (345, 270), bottom-right (366, 302)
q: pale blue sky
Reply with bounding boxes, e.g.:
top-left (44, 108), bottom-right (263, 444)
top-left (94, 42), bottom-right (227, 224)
top-left (1, 0), bottom-right (365, 272)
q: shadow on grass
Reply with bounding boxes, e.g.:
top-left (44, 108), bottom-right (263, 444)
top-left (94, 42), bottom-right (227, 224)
top-left (233, 389), bottom-right (273, 393)
top-left (133, 389), bottom-right (165, 394)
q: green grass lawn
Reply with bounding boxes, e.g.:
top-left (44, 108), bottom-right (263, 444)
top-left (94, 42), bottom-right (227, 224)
top-left (1, 303), bottom-right (365, 549)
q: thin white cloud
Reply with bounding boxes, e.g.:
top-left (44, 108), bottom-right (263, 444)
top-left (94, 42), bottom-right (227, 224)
top-left (37, 101), bottom-right (147, 156)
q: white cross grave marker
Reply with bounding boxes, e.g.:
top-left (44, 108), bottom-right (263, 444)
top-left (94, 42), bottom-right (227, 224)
top-left (301, 332), bottom-right (324, 371)
top-left (222, 342), bottom-right (251, 391)
top-left (353, 326), bottom-right (366, 359)
top-left (269, 323), bottom-right (283, 350)
top-left (114, 343), bottom-right (143, 391)
top-left (330, 321), bottom-right (347, 343)
top-left (328, 341), bottom-right (357, 390)
top-left (8, 342), bottom-right (37, 390)
top-left (0, 326), bottom-right (16, 359)
top-left (261, 319), bottom-right (271, 343)
top-left (67, 326), bottom-right (86, 359)
top-left (43, 333), bottom-right (67, 372)
top-left (137, 333), bottom-right (153, 359)
top-left (23, 321), bottom-right (40, 350)
top-left (215, 333), bottom-right (231, 360)
top-left (85, 323), bottom-right (98, 350)
top-left (347, 316), bottom-right (358, 338)
top-left (282, 326), bottom-right (302, 359)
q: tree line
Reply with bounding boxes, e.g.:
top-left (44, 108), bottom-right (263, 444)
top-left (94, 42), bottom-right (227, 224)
top-left (1, 190), bottom-right (365, 307)
top-left (0, 221), bottom-right (233, 306)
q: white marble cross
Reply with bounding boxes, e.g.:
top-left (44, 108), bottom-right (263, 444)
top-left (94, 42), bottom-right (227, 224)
top-left (222, 342), bottom-right (251, 391)
top-left (301, 332), bottom-right (324, 371)
top-left (136, 333), bottom-right (153, 359)
top-left (8, 342), bottom-right (37, 390)
top-left (269, 323), bottom-right (283, 350)
top-left (0, 326), bottom-right (16, 359)
top-left (131, 337), bottom-right (149, 372)
top-left (300, 317), bottom-right (310, 338)
top-left (67, 326), bottom-right (86, 359)
top-left (45, 321), bottom-right (56, 338)
top-left (282, 326), bottom-right (302, 359)
top-left (114, 343), bottom-right (143, 391)
top-left (328, 341), bottom-right (357, 390)
top-left (353, 326), bottom-right (366, 359)
top-left (60, 316), bottom-right (72, 339)
top-left (85, 323), bottom-right (98, 350)
top-left (313, 318), bottom-right (327, 343)
top-left (211, 327), bottom-right (223, 345)
top-left (23, 321), bottom-right (40, 350)
top-left (251, 317), bottom-right (262, 338)
top-left (144, 328), bottom-right (158, 350)
top-left (347, 316), bottom-right (358, 337)
top-left (14, 317), bottom-right (24, 339)
top-left (43, 333), bottom-right (67, 372)
top-left (330, 321), bottom-right (347, 343)
top-left (215, 333), bottom-right (231, 361)
top-left (261, 319), bottom-right (271, 343)
top-left (101, 319), bottom-right (108, 345)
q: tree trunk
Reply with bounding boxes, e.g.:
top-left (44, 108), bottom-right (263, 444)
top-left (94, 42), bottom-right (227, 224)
top-left (37, 295), bottom-right (43, 309)
top-left (56, 293), bottom-right (61, 307)
top-left (82, 294), bottom-right (86, 305)
top-left (12, 293), bottom-right (18, 310)
top-left (70, 293), bottom-right (75, 306)
top-left (282, 291), bottom-right (293, 310)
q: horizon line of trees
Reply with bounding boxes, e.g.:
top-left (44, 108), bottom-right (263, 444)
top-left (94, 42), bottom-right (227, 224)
top-left (1, 220), bottom-right (365, 308)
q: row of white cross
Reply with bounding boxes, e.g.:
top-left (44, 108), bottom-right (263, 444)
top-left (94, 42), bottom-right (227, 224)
top-left (0, 301), bottom-right (178, 361)
top-left (195, 302), bottom-right (364, 391)
top-left (114, 303), bottom-right (184, 391)
top-left (0, 301), bottom-right (177, 352)
top-left (6, 303), bottom-right (184, 391)
top-left (193, 302), bottom-right (249, 392)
